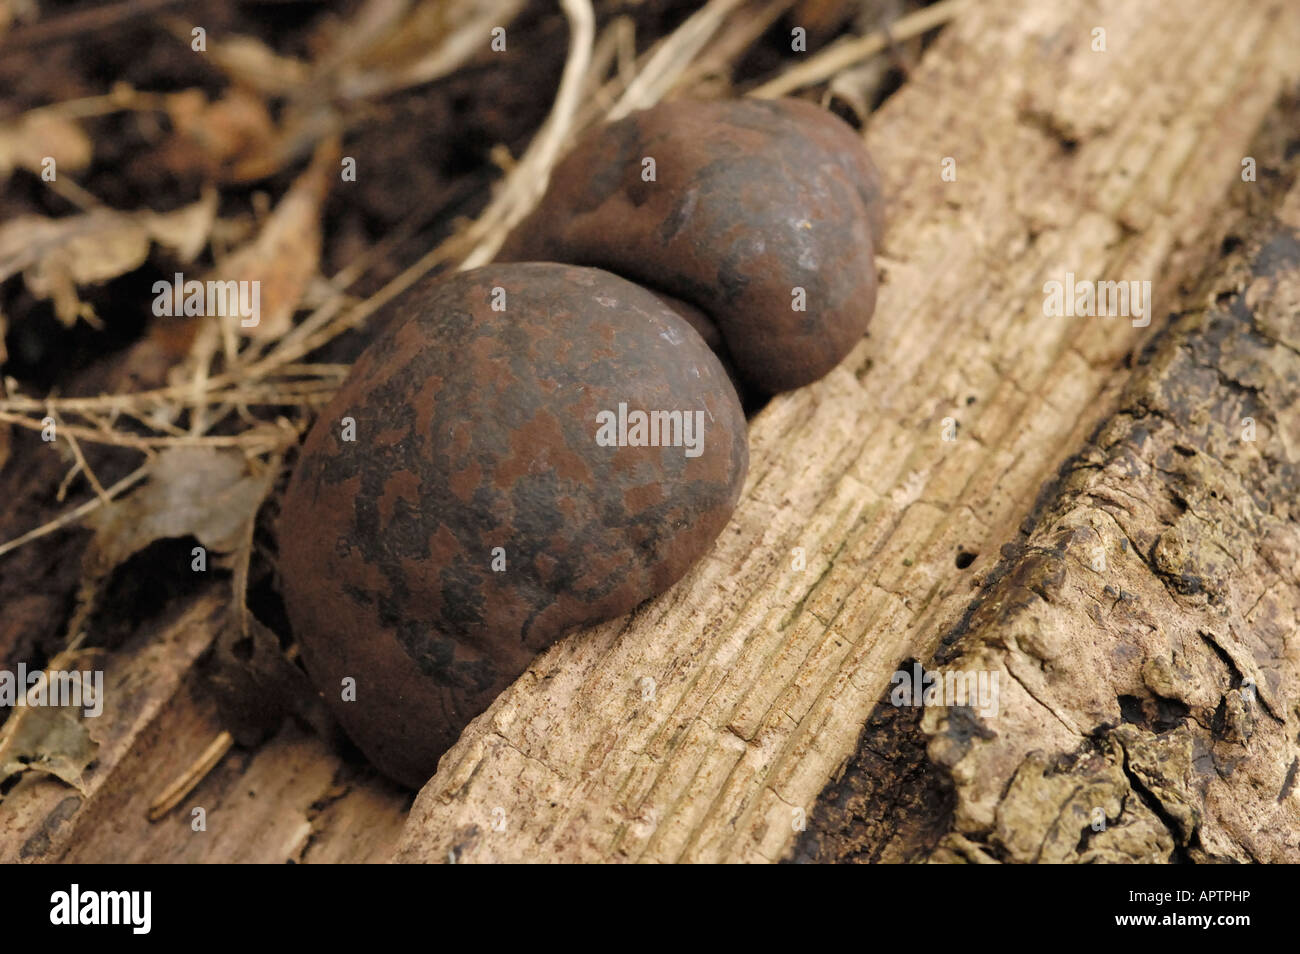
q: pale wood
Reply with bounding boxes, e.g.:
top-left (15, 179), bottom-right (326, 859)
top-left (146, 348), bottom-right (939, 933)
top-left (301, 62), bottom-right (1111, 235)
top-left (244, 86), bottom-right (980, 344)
top-left (794, 174), bottom-right (1300, 864)
top-left (395, 0), bottom-right (1300, 862)
top-left (1, 594), bottom-right (217, 861)
top-left (913, 183), bottom-right (1300, 863)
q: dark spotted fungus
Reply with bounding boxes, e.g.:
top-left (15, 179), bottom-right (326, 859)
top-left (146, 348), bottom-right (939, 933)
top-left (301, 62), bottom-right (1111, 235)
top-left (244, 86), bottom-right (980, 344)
top-left (500, 97), bottom-right (885, 393)
top-left (281, 98), bottom-right (884, 787)
top-left (279, 263), bottom-right (748, 786)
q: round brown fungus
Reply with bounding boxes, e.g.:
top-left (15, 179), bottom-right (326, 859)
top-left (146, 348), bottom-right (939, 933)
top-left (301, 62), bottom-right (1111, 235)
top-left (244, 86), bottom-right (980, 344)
top-left (279, 263), bottom-right (748, 786)
top-left (500, 97), bottom-right (885, 393)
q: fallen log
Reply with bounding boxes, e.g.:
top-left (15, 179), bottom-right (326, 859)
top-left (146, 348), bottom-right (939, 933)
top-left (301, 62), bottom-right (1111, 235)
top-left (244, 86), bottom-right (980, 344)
top-left (796, 152), bottom-right (1300, 865)
top-left (395, 0), bottom-right (1300, 863)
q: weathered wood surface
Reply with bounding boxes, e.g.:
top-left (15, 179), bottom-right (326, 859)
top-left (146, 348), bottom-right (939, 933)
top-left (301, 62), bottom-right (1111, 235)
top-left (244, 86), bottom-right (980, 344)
top-left (928, 190), bottom-right (1300, 863)
top-left (3, 0), bottom-right (1298, 864)
top-left (794, 156), bottom-right (1300, 864)
top-left (0, 591), bottom-right (410, 863)
top-left (395, 0), bottom-right (1300, 862)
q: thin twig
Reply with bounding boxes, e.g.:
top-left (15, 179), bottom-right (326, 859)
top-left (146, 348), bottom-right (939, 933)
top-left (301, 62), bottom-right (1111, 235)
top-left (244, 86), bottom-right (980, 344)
top-left (670, 0), bottom-right (794, 95)
top-left (0, 0), bottom-right (187, 50)
top-left (55, 460), bottom-right (83, 503)
top-left (0, 464), bottom-right (149, 558)
top-left (147, 731), bottom-right (234, 822)
top-left (460, 0), bottom-right (596, 268)
top-left (747, 0), bottom-right (968, 99)
top-left (52, 411), bottom-right (111, 506)
top-left (607, 0), bottom-right (749, 120)
top-left (43, 175), bottom-right (105, 212)
top-left (0, 412), bottom-right (287, 451)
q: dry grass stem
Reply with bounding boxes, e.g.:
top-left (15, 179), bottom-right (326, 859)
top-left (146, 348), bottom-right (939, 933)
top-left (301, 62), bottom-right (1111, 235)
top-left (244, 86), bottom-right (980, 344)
top-left (748, 0), bottom-right (968, 98)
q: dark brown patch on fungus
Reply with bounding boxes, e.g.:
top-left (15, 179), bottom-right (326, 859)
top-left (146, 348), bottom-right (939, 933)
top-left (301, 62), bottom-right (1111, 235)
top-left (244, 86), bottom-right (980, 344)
top-left (500, 97), bottom-right (885, 394)
top-left (278, 263), bottom-right (748, 787)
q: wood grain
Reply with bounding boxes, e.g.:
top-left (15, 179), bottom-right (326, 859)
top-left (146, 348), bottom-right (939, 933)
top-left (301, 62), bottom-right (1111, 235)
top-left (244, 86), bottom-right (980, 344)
top-left (1, 591), bottom-right (410, 864)
top-left (794, 141), bottom-right (1300, 863)
top-left (395, 0), bottom-right (1300, 863)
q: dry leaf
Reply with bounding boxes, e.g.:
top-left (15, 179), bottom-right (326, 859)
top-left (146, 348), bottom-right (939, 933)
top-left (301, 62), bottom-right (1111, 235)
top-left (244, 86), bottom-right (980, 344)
top-left (0, 650), bottom-right (102, 795)
top-left (310, 0), bottom-right (410, 72)
top-left (0, 110), bottom-right (92, 181)
top-left (0, 706), bottom-right (98, 793)
top-left (160, 16), bottom-right (310, 96)
top-left (82, 446), bottom-right (274, 579)
top-left (0, 192), bottom-right (218, 325)
top-left (337, 0), bottom-right (526, 99)
top-left (158, 88), bottom-right (281, 182)
top-left (208, 34), bottom-right (311, 95)
top-left (143, 190), bottom-right (219, 263)
top-left (210, 139), bottom-right (335, 339)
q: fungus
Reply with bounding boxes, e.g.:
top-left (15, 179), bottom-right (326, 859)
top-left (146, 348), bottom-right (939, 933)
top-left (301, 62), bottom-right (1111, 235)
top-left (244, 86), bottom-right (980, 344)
top-left (500, 97), bottom-right (885, 393)
top-left (278, 263), bottom-right (748, 786)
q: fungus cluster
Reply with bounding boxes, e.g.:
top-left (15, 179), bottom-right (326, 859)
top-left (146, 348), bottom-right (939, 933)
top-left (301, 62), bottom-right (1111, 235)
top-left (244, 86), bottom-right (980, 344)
top-left (278, 98), bottom-right (884, 787)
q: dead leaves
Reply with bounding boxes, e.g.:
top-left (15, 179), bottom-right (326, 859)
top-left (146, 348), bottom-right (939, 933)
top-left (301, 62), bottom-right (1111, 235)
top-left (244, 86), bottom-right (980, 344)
top-left (0, 192), bottom-right (217, 325)
top-left (0, 0), bottom-right (530, 342)
top-left (205, 33), bottom-right (312, 98)
top-left (158, 89), bottom-right (279, 183)
top-left (54, 445), bottom-right (276, 668)
top-left (334, 0), bottom-right (527, 100)
top-left (73, 445), bottom-right (327, 749)
top-left (0, 649), bottom-right (102, 795)
top-left (211, 140), bottom-right (336, 339)
top-left (0, 706), bottom-right (98, 793)
top-left (0, 140), bottom-right (330, 339)
top-left (156, 88), bottom-right (326, 184)
top-left (0, 110), bottom-right (92, 181)
top-left (82, 446), bottom-right (274, 579)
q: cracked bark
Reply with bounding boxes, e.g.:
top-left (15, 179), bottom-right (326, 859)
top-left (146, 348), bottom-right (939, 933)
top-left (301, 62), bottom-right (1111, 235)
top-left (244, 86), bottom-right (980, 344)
top-left (793, 123), bottom-right (1300, 864)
